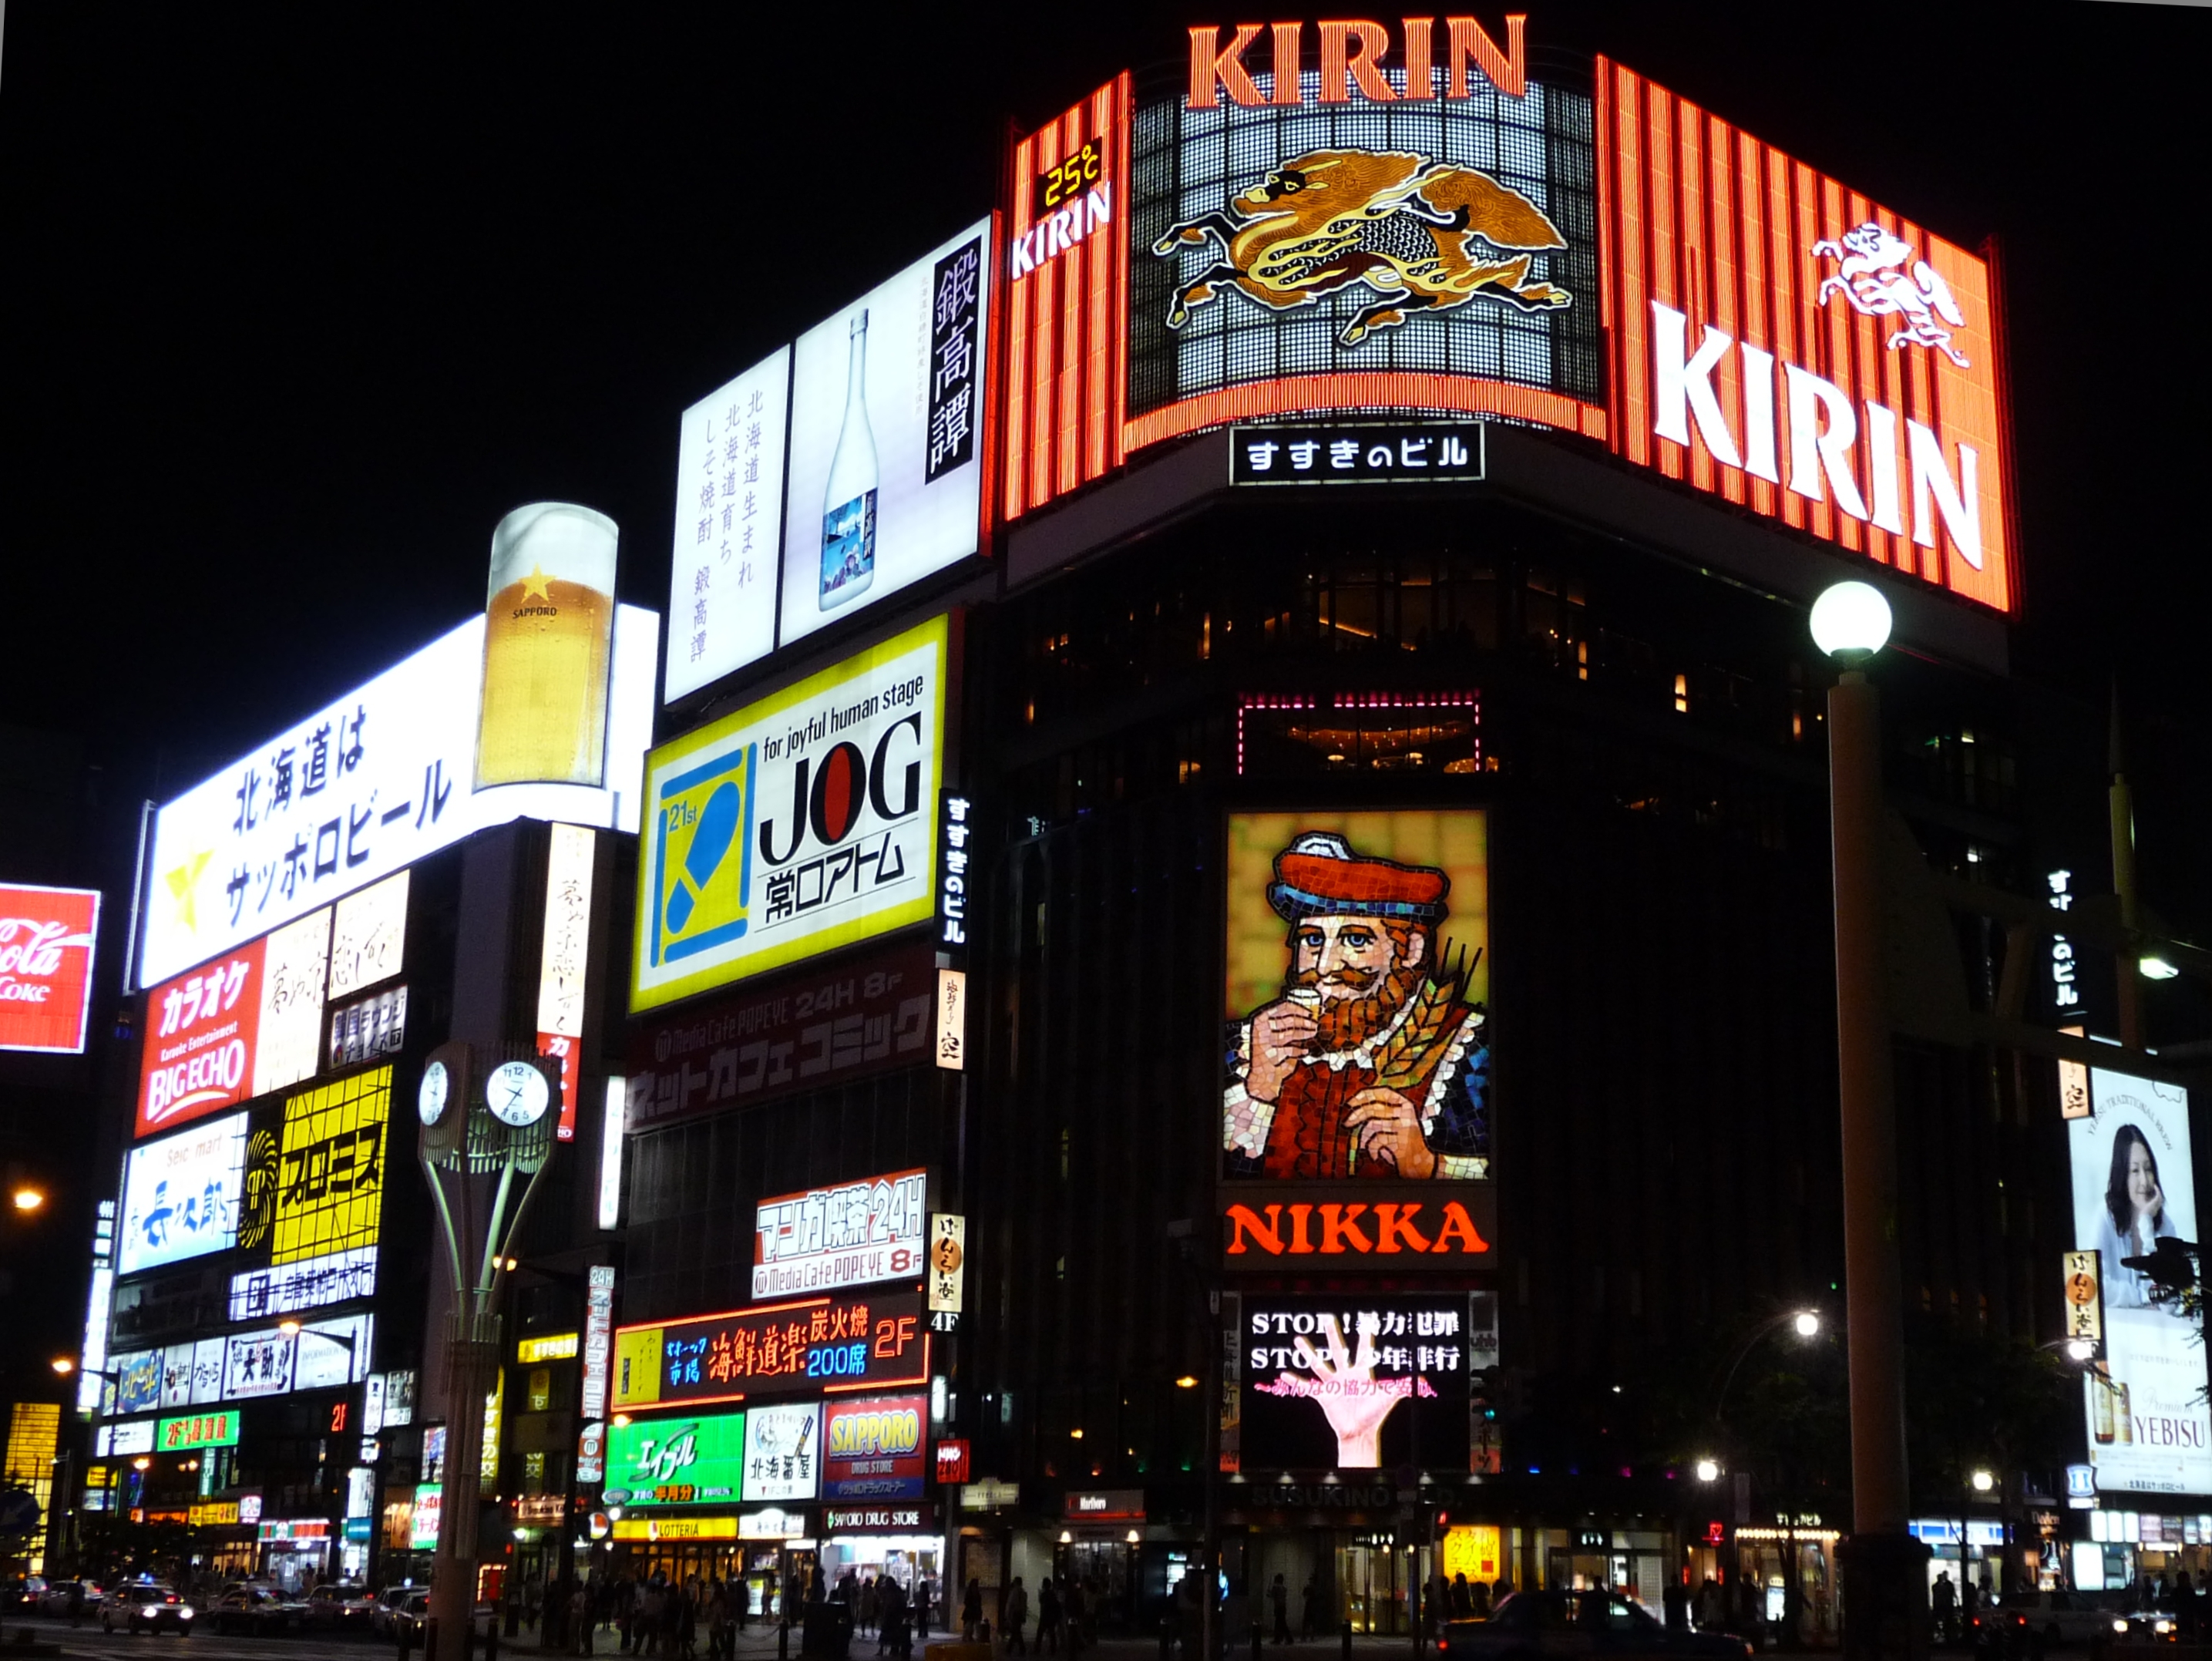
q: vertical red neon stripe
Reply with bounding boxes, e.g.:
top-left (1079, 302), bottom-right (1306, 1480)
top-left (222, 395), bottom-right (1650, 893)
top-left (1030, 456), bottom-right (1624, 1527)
top-left (1005, 134), bottom-right (1035, 519)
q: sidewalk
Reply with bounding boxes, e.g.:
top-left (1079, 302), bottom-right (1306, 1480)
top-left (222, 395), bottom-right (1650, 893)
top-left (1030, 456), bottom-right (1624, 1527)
top-left (566, 1632), bottom-right (1432, 1661)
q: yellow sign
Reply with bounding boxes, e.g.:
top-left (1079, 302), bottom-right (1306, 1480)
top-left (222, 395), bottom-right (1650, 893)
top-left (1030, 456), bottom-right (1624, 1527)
top-left (273, 1066), bottom-right (391, 1265)
top-left (2063, 1249), bottom-right (2104, 1344)
top-left (519, 1332), bottom-right (580, 1363)
top-left (631, 614), bottom-right (949, 1012)
top-left (190, 1501), bottom-right (240, 1528)
top-left (614, 1326), bottom-right (663, 1408)
top-left (1442, 1526), bottom-right (1501, 1585)
top-left (612, 1515), bottom-right (739, 1541)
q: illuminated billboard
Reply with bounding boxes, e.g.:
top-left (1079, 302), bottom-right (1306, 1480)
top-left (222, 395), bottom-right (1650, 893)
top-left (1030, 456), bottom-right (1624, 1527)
top-left (822, 1394), bottom-right (927, 1500)
top-left (625, 939), bottom-right (935, 1130)
top-left (1004, 75), bottom-right (1132, 520)
top-left (1595, 61), bottom-right (2013, 613)
top-left (741, 1402), bottom-right (820, 1503)
top-left (119, 1112), bottom-right (247, 1275)
top-left (1221, 813), bottom-right (1495, 1212)
top-left (137, 906), bottom-right (331, 1138)
top-left (631, 615), bottom-right (949, 1012)
top-left (328, 871), bottom-right (408, 1000)
top-left (780, 222), bottom-right (992, 653)
top-left (614, 1289), bottom-right (926, 1409)
top-left (0, 883), bottom-right (99, 1054)
top-left (1130, 25), bottom-right (1602, 457)
top-left (273, 1067), bottom-right (390, 1265)
top-left (1236, 1292), bottom-right (1495, 1472)
top-left (140, 605), bottom-right (657, 989)
top-left (604, 1411), bottom-right (748, 1510)
top-left (753, 1169), bottom-right (928, 1300)
top-left (668, 349), bottom-right (791, 701)
top-left (2069, 1068), bottom-right (2210, 1495)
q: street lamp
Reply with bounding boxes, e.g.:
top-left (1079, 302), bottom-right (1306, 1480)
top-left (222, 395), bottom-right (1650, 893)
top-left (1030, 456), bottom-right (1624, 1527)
top-left (1814, 577), bottom-right (1928, 1661)
top-left (415, 1042), bottom-right (564, 1657)
top-left (1793, 1312), bottom-right (1821, 1340)
top-left (1970, 1471), bottom-right (1995, 1495)
top-left (1696, 1460), bottom-right (1722, 1484)
top-left (12, 1188), bottom-right (45, 1214)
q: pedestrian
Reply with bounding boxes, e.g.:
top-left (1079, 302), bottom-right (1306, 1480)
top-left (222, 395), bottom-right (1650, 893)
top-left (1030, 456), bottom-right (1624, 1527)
top-left (66, 1580), bottom-right (82, 1629)
top-left (915, 1576), bottom-right (933, 1642)
top-left (679, 1584), bottom-right (698, 1661)
top-left (1064, 1577), bottom-right (1086, 1656)
top-left (882, 1574), bottom-right (912, 1661)
top-left (862, 1577), bottom-right (879, 1640)
top-left (1270, 1575), bottom-right (1291, 1645)
top-left (1930, 1571), bottom-right (1955, 1643)
top-left (1469, 1582), bottom-right (1490, 1620)
top-left (1662, 1578), bottom-right (1687, 1634)
top-left (1038, 1576), bottom-right (1061, 1654)
top-left (1004, 1576), bottom-right (1030, 1655)
top-left (1299, 1578), bottom-right (1323, 1640)
top-left (964, 1579), bottom-right (985, 1643)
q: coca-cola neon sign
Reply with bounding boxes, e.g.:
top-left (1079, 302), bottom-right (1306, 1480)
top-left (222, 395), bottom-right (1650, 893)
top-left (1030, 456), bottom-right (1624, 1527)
top-left (0, 884), bottom-right (100, 1054)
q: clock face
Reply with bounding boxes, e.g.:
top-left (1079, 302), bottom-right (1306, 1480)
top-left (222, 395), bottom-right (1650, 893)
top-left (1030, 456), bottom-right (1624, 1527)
top-left (486, 1059), bottom-right (551, 1128)
top-left (418, 1061), bottom-right (451, 1127)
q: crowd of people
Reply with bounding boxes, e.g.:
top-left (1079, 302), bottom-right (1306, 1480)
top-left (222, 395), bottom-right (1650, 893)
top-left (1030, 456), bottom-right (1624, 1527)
top-left (959, 1569), bottom-right (1110, 1652)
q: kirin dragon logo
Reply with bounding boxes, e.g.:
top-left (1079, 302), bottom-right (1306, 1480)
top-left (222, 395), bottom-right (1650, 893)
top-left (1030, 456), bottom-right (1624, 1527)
top-left (1150, 149), bottom-right (1572, 348)
top-left (1811, 221), bottom-right (1968, 368)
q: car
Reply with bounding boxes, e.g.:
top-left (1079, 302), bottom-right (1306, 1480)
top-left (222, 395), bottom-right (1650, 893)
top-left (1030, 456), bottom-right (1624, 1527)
top-left (1997, 1591), bottom-right (2112, 1648)
top-left (392, 1592), bottom-right (498, 1643)
top-left (100, 1582), bottom-right (195, 1636)
top-left (1440, 1591), bottom-right (1753, 1660)
top-left (2103, 1609), bottom-right (2182, 1648)
top-left (371, 1586), bottom-right (419, 1638)
top-left (208, 1585), bottom-right (300, 1636)
top-left (35, 1580), bottom-right (101, 1618)
top-left (306, 1583), bottom-right (379, 1632)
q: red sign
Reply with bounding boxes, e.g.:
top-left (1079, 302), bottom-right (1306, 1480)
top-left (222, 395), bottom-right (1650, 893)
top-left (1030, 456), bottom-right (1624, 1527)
top-left (1004, 73), bottom-right (1131, 522)
top-left (1219, 1185), bottom-right (1495, 1267)
top-left (1596, 60), bottom-right (2015, 613)
top-left (823, 1393), bottom-right (929, 1500)
top-left (537, 1031), bottom-right (580, 1142)
top-left (0, 884), bottom-right (99, 1054)
top-left (622, 1289), bottom-right (928, 1409)
top-left (137, 940), bottom-right (264, 1136)
top-left (933, 1439), bottom-right (970, 1487)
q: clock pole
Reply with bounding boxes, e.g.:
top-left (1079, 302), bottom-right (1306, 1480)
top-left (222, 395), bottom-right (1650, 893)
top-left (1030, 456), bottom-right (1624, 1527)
top-left (415, 1044), bottom-right (563, 1659)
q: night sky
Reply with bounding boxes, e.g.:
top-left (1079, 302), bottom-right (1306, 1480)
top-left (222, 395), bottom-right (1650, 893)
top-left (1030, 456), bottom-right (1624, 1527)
top-left (4, 3), bottom-right (2207, 910)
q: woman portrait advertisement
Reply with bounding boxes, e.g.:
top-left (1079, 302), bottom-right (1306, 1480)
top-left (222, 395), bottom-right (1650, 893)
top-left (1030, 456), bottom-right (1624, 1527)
top-left (2099, 1121), bottom-right (2185, 1310)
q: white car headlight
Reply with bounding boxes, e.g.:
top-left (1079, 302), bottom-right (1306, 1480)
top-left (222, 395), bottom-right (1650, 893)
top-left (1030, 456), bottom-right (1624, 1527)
top-left (179, 1609), bottom-right (193, 1620)
top-left (143, 1606), bottom-right (160, 1619)
top-left (2113, 1621), bottom-right (2130, 1634)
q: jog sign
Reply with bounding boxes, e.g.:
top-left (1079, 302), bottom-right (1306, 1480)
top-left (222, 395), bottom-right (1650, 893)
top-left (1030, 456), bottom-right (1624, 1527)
top-left (0, 884), bottom-right (99, 1054)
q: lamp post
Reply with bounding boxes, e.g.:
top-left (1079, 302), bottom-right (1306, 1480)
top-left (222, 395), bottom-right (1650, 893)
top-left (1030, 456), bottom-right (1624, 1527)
top-left (1810, 581), bottom-right (1928, 1661)
top-left (416, 1043), bottom-right (564, 1660)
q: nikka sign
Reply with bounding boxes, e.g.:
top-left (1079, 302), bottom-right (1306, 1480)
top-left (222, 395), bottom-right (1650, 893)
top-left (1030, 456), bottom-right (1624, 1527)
top-left (0, 884), bottom-right (99, 1054)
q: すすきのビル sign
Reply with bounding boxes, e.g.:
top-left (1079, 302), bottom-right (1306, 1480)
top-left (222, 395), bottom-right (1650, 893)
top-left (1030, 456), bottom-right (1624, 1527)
top-left (0, 883), bottom-right (99, 1054)
top-left (614, 1291), bottom-right (927, 1409)
top-left (1595, 60), bottom-right (2013, 613)
top-left (632, 616), bottom-right (950, 1012)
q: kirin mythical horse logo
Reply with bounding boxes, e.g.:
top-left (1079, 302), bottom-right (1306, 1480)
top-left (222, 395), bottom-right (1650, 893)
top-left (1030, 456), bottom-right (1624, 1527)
top-left (1811, 222), bottom-right (1969, 368)
top-left (1150, 149), bottom-right (1572, 348)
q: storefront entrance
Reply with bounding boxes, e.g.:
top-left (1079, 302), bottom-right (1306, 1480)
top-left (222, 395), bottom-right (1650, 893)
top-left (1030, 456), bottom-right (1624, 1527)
top-left (1335, 1538), bottom-right (1409, 1634)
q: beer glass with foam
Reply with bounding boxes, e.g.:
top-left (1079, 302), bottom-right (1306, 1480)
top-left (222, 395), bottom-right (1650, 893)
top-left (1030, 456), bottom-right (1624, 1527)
top-left (475, 503), bottom-right (618, 789)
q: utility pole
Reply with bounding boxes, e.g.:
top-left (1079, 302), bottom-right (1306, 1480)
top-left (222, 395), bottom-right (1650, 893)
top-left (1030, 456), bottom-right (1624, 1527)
top-left (417, 1042), bottom-right (564, 1659)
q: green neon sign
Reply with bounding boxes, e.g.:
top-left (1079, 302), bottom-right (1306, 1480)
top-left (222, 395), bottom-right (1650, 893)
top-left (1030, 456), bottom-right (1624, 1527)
top-left (604, 1411), bottom-right (746, 1509)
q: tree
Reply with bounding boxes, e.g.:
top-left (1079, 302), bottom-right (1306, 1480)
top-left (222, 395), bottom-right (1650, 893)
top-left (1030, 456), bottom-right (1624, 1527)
top-left (1904, 1319), bottom-right (2076, 1596)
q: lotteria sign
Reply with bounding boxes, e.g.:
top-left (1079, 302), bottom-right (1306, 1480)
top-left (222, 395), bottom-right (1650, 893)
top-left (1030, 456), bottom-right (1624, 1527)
top-left (1595, 61), bottom-right (2013, 612)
